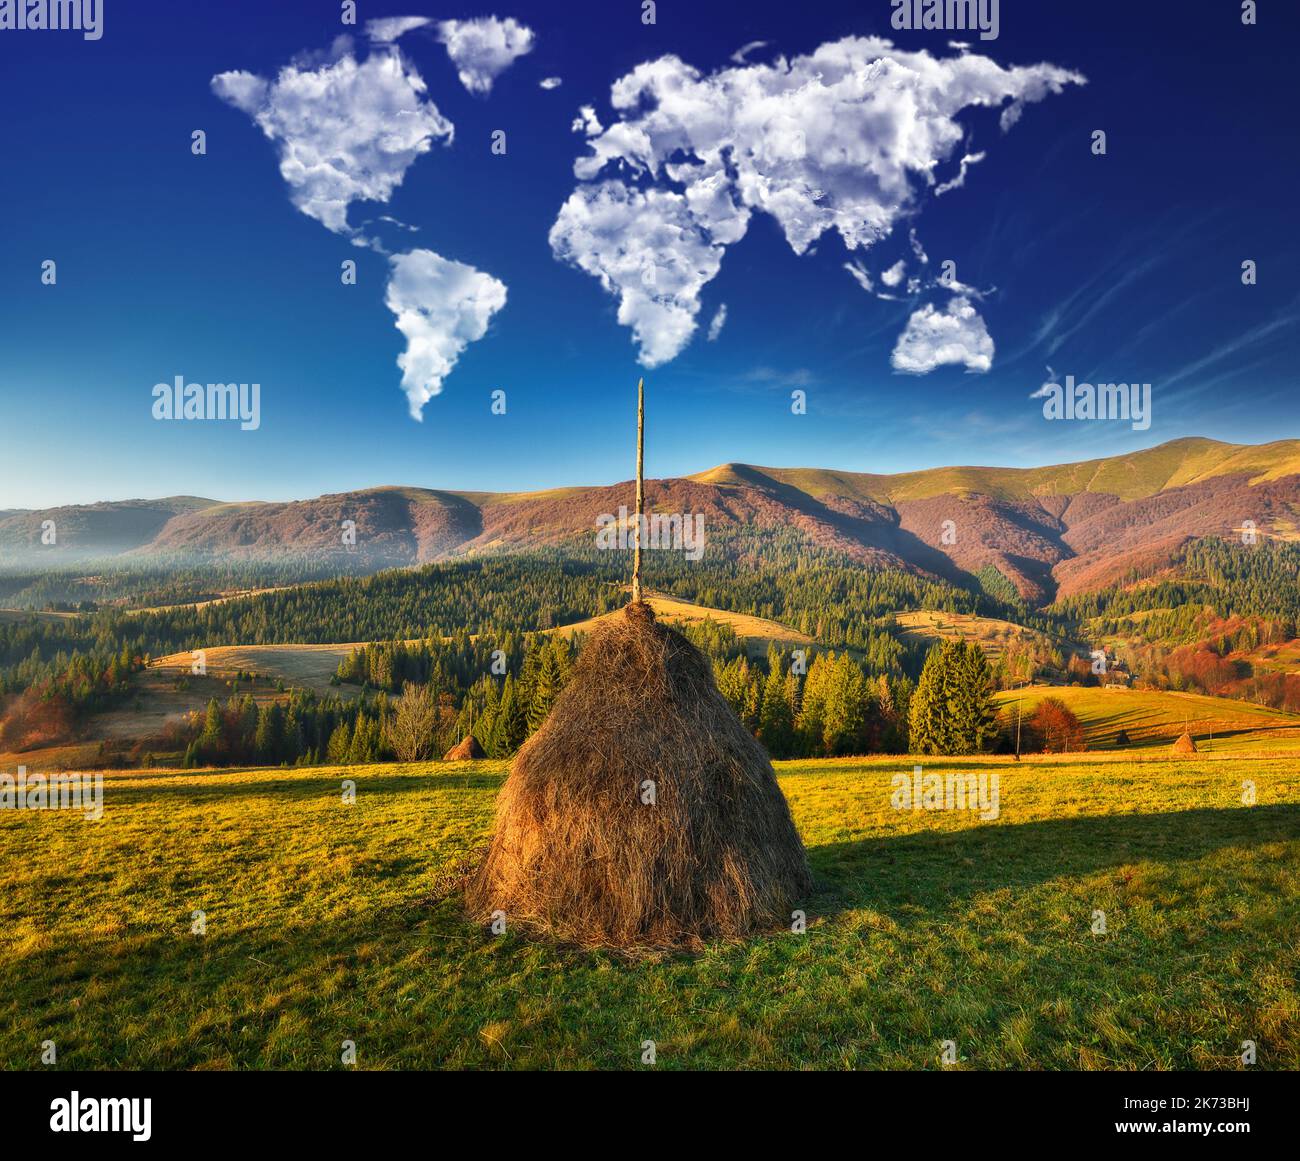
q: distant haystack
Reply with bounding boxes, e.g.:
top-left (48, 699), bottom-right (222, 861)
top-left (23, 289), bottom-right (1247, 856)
top-left (444, 734), bottom-right (485, 761)
top-left (1171, 731), bottom-right (1197, 755)
top-left (465, 601), bottom-right (813, 948)
top-left (1114, 728), bottom-right (1132, 747)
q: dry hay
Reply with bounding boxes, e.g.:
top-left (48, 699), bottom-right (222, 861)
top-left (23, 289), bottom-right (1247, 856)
top-left (444, 734), bottom-right (486, 761)
top-left (465, 601), bottom-right (812, 949)
top-left (1171, 731), bottom-right (1198, 755)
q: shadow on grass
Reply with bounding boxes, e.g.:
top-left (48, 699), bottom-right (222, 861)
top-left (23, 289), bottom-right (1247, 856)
top-left (9, 803), bottom-right (1300, 1068)
top-left (4, 891), bottom-right (489, 1069)
top-left (807, 803), bottom-right (1300, 919)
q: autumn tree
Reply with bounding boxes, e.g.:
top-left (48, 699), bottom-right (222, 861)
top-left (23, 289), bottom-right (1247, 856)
top-left (1028, 696), bottom-right (1085, 753)
top-left (388, 682), bottom-right (439, 762)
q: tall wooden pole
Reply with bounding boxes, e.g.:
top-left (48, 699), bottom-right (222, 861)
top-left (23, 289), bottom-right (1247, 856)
top-left (1014, 684), bottom-right (1022, 761)
top-left (632, 377), bottom-right (645, 604)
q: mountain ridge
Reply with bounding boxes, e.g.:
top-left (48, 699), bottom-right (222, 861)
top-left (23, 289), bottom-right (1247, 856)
top-left (689, 437), bottom-right (1300, 504)
top-left (4, 437), bottom-right (1299, 605)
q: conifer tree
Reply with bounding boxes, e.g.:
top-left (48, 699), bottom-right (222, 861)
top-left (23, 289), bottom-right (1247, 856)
top-left (473, 676), bottom-right (503, 751)
top-left (758, 662), bottom-right (793, 755)
top-left (254, 702), bottom-right (280, 759)
top-left (954, 641), bottom-right (998, 754)
top-left (908, 641), bottom-right (997, 755)
top-left (197, 698), bottom-right (224, 761)
top-left (908, 644), bottom-right (950, 755)
top-left (821, 653), bottom-right (869, 755)
top-left (326, 720), bottom-right (353, 765)
top-left (493, 674), bottom-right (528, 756)
top-left (798, 653), bottom-right (833, 756)
top-left (526, 645), bottom-right (563, 733)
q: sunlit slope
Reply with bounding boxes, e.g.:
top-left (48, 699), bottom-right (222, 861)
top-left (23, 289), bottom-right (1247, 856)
top-left (994, 683), bottom-right (1300, 752)
top-left (693, 438), bottom-right (1300, 504)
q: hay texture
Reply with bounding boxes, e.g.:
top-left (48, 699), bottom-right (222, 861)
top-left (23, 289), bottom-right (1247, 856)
top-left (444, 734), bottom-right (486, 761)
top-left (466, 602), bottom-right (813, 949)
top-left (1171, 731), bottom-right (1198, 755)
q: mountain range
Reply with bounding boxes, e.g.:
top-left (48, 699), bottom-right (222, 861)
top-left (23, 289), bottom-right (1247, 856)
top-left (5, 437), bottom-right (1299, 605)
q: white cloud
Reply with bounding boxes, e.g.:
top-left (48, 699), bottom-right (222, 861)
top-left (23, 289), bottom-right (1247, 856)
top-left (909, 229), bottom-right (930, 265)
top-left (846, 260), bottom-right (906, 301)
top-left (1029, 366), bottom-right (1057, 398)
top-left (540, 76), bottom-right (562, 90)
top-left (555, 37), bottom-right (1083, 364)
top-left (844, 261), bottom-right (873, 293)
top-left (437, 17), bottom-right (535, 95)
top-left (730, 40), bottom-right (769, 64)
top-left (938, 271), bottom-right (993, 299)
top-left (745, 366), bottom-right (814, 388)
top-left (212, 48), bottom-right (452, 238)
top-left (571, 105), bottom-right (603, 136)
top-left (881, 259), bottom-right (907, 287)
top-left (384, 249), bottom-right (508, 419)
top-left (707, 303), bottom-right (728, 341)
top-left (549, 182), bottom-right (730, 368)
top-left (366, 16), bottom-right (431, 44)
top-left (891, 295), bottom-right (994, 374)
top-left (934, 149), bottom-right (987, 196)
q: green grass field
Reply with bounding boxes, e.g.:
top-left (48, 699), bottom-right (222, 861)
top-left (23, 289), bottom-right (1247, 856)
top-left (4, 753), bottom-right (1297, 1070)
top-left (994, 684), bottom-right (1300, 753)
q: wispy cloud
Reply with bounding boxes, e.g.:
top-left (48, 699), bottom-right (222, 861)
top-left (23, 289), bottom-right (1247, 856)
top-left (1043, 254), bottom-right (1163, 359)
top-left (1160, 296), bottom-right (1300, 401)
top-left (742, 366), bottom-right (815, 388)
top-left (1028, 365), bottom-right (1057, 398)
top-left (707, 304), bottom-right (728, 342)
top-left (730, 40), bottom-right (770, 64)
top-left (934, 150), bottom-right (986, 196)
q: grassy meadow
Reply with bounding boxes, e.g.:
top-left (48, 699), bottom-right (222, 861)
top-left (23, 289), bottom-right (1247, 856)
top-left (994, 684), bottom-right (1300, 752)
top-left (3, 753), bottom-right (1297, 1070)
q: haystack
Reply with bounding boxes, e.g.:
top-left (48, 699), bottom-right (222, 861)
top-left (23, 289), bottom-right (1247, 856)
top-left (444, 734), bottom-right (485, 761)
top-left (465, 600), bottom-right (813, 948)
top-left (1171, 731), bottom-right (1197, 755)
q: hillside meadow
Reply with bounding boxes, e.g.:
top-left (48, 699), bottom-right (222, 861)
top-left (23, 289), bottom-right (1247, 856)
top-left (994, 684), bottom-right (1300, 752)
top-left (3, 753), bottom-right (1296, 1070)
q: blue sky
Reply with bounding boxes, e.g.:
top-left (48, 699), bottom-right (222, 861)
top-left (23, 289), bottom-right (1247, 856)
top-left (0, 0), bottom-right (1296, 509)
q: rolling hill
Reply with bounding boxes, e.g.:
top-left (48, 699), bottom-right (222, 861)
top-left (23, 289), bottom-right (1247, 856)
top-left (0, 593), bottom-right (813, 773)
top-left (139, 593), bottom-right (809, 693)
top-left (893, 610), bottom-right (1055, 659)
top-left (993, 684), bottom-right (1300, 753)
top-left (4, 437), bottom-right (1299, 605)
